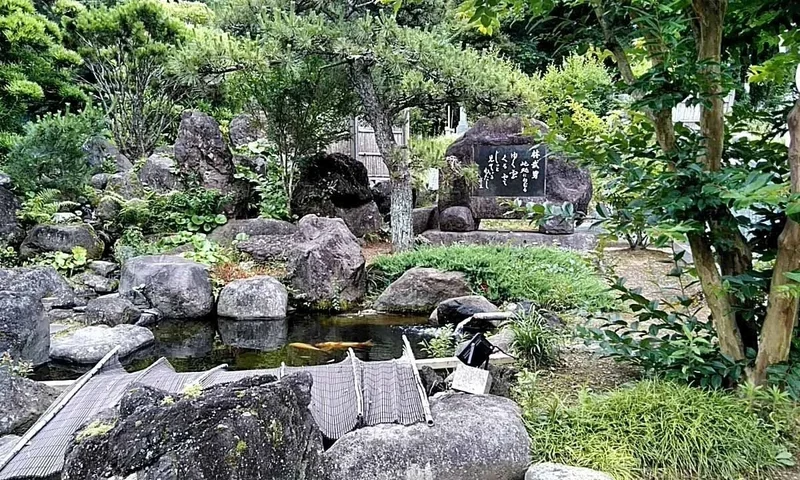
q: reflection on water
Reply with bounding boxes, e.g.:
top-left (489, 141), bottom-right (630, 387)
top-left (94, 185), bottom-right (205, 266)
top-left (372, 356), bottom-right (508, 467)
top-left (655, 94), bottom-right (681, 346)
top-left (37, 313), bottom-right (433, 380)
top-left (218, 317), bottom-right (288, 351)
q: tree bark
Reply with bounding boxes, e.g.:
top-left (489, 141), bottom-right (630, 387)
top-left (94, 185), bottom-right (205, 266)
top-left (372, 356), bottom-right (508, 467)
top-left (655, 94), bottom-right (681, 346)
top-left (693, 0), bottom-right (727, 171)
top-left (688, 232), bottom-right (746, 360)
top-left (753, 100), bottom-right (800, 383)
top-left (349, 57), bottom-right (414, 251)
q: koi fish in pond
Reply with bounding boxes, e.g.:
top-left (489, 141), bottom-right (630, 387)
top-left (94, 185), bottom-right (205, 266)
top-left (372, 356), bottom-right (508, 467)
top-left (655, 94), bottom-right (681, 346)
top-left (315, 340), bottom-right (375, 351)
top-left (288, 341), bottom-right (376, 352)
top-left (287, 342), bottom-right (323, 352)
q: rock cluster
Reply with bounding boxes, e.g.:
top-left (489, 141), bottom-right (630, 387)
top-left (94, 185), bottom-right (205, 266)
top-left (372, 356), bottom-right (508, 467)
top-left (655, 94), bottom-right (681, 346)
top-left (291, 153), bottom-right (382, 237)
top-left (62, 373), bottom-right (326, 480)
top-left (374, 267), bottom-right (471, 313)
top-left (438, 116), bottom-right (593, 232)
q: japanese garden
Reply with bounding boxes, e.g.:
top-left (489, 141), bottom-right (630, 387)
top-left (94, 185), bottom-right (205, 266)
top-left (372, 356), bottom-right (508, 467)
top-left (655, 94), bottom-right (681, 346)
top-left (1, 0), bottom-right (800, 479)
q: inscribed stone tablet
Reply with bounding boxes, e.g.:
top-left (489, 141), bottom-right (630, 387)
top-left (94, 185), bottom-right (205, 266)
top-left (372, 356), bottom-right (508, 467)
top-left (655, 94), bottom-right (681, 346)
top-left (473, 144), bottom-right (547, 197)
top-left (452, 363), bottom-right (493, 395)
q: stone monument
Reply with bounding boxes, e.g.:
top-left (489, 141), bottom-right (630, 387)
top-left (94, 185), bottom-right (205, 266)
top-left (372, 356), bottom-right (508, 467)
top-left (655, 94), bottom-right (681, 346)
top-left (438, 116), bottom-right (592, 233)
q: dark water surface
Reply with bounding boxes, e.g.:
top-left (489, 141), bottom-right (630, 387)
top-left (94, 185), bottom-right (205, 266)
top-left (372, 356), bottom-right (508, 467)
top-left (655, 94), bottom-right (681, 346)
top-left (35, 313), bottom-right (434, 380)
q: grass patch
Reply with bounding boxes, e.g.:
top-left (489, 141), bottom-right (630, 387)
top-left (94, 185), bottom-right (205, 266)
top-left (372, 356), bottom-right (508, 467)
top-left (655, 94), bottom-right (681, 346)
top-left (369, 245), bottom-right (614, 311)
top-left (509, 312), bottom-right (561, 368)
top-left (520, 380), bottom-right (794, 480)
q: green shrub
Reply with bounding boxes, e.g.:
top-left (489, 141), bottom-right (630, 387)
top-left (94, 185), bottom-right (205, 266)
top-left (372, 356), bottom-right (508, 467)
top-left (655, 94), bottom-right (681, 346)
top-left (27, 246), bottom-right (89, 276)
top-left (17, 189), bottom-right (80, 226)
top-left (509, 311), bottom-right (560, 368)
top-left (524, 380), bottom-right (792, 480)
top-left (420, 324), bottom-right (456, 358)
top-left (580, 277), bottom-right (747, 389)
top-left (149, 188), bottom-right (229, 233)
top-left (369, 245), bottom-right (614, 312)
top-left (3, 109), bottom-right (104, 199)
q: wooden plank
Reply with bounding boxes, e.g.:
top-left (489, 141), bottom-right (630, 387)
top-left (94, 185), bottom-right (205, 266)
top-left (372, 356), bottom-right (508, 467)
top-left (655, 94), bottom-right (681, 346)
top-left (415, 352), bottom-right (515, 370)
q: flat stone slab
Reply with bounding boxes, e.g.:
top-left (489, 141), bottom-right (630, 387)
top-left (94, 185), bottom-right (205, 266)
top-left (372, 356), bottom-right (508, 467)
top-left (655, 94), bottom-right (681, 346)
top-left (526, 463), bottom-right (613, 480)
top-left (420, 229), bottom-right (598, 251)
top-left (50, 324), bottom-right (154, 365)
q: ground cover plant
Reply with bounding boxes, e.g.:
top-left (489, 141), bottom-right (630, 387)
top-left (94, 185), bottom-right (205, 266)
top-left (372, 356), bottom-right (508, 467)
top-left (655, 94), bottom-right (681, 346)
top-left (369, 245), bottom-right (614, 312)
top-left (521, 379), bottom-right (797, 480)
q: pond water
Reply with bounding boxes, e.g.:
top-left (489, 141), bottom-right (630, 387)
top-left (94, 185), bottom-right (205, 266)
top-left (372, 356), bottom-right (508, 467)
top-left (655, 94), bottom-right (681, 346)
top-left (35, 313), bottom-right (435, 380)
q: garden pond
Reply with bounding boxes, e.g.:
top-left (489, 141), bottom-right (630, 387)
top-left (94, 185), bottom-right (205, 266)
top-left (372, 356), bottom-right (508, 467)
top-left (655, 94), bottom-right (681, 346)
top-left (34, 313), bottom-right (435, 381)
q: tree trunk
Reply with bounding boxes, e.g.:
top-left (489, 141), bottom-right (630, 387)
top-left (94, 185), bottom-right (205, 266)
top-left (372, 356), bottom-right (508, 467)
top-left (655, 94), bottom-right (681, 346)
top-left (753, 100), bottom-right (800, 383)
top-left (688, 232), bottom-right (746, 360)
top-left (349, 56), bottom-right (414, 251)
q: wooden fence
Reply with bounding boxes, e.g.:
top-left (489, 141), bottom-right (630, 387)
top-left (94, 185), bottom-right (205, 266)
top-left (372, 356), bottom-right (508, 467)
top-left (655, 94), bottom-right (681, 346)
top-left (327, 113), bottom-right (410, 181)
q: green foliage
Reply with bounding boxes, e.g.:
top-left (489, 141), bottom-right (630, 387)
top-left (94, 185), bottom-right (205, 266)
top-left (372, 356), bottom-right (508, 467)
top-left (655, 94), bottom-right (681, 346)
top-left (0, 244), bottom-right (17, 267)
top-left (157, 231), bottom-right (232, 266)
top-left (0, 0), bottom-right (86, 148)
top-left (112, 226), bottom-right (232, 266)
top-left (65, 0), bottom-right (211, 158)
top-left (509, 311), bottom-right (560, 368)
top-left (410, 135), bottom-right (451, 190)
top-left (233, 141), bottom-right (290, 220)
top-left (27, 246), bottom-right (88, 276)
top-left (17, 189), bottom-right (80, 225)
top-left (151, 189), bottom-right (228, 233)
top-left (530, 52), bottom-right (614, 126)
top-left (115, 188), bottom-right (230, 234)
top-left (766, 338), bottom-right (800, 402)
top-left (0, 351), bottom-right (33, 377)
top-left (523, 380), bottom-right (791, 480)
top-left (370, 245), bottom-right (614, 312)
top-left (3, 110), bottom-right (105, 199)
top-left (581, 276), bottom-right (747, 389)
top-left (420, 324), bottom-right (456, 358)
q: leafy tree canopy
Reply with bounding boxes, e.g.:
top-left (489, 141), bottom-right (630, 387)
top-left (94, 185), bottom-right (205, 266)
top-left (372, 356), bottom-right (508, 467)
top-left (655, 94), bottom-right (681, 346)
top-left (0, 0), bottom-right (85, 150)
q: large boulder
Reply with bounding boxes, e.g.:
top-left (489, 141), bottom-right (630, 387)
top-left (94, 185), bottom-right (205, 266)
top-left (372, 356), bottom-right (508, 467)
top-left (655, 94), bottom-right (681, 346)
top-left (0, 266), bottom-right (76, 307)
top-left (236, 234), bottom-right (294, 262)
top-left (287, 215), bottom-right (366, 309)
top-left (62, 373), bottom-right (326, 480)
top-left (20, 224), bottom-right (104, 260)
top-left (105, 171), bottom-right (145, 199)
top-left (173, 111), bottom-right (246, 213)
top-left (72, 272), bottom-right (118, 294)
top-left (439, 116), bottom-right (592, 222)
top-left (0, 367), bottom-right (59, 435)
top-left (439, 206), bottom-right (476, 232)
top-left (209, 218), bottom-right (297, 247)
top-left (0, 292), bottom-right (48, 366)
top-left (290, 152), bottom-right (374, 227)
top-left (525, 464), bottom-right (613, 480)
top-left (326, 392), bottom-right (530, 480)
top-left (119, 256), bottom-right (214, 320)
top-left (50, 324), bottom-right (154, 365)
top-left (138, 153), bottom-right (181, 193)
top-left (85, 294), bottom-right (141, 326)
top-left (217, 276), bottom-right (288, 320)
top-left (0, 187), bottom-right (24, 245)
top-left (229, 113), bottom-right (267, 148)
top-left (435, 295), bottom-right (499, 325)
top-left (85, 137), bottom-right (133, 173)
top-left (335, 201), bottom-right (383, 238)
top-left (413, 206), bottom-right (439, 235)
top-left (374, 268), bottom-right (471, 313)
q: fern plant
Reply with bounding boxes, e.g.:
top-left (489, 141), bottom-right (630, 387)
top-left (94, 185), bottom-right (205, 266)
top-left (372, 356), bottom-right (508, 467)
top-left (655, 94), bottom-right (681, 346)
top-left (17, 189), bottom-right (79, 225)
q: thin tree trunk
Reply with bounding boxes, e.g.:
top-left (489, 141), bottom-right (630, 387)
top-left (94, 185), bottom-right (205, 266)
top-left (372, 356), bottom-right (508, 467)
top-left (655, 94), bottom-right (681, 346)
top-left (753, 100), bottom-right (800, 383)
top-left (688, 232), bottom-right (746, 359)
top-left (349, 57), bottom-right (414, 251)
